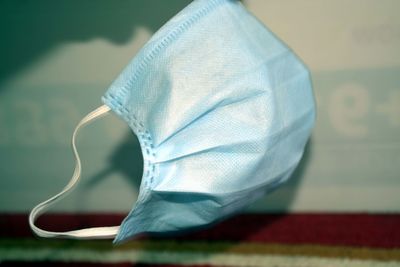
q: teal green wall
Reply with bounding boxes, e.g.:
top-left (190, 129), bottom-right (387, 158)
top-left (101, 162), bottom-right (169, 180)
top-left (0, 0), bottom-right (399, 213)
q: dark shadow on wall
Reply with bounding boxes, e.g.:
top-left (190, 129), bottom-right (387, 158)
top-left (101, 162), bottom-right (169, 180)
top-left (84, 132), bottom-right (143, 193)
top-left (0, 0), bottom-right (191, 89)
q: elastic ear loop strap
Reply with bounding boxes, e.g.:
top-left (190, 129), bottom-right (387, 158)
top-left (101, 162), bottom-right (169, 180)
top-left (29, 105), bottom-right (119, 239)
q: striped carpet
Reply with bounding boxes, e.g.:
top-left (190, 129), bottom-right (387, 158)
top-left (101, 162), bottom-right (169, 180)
top-left (0, 213), bottom-right (399, 266)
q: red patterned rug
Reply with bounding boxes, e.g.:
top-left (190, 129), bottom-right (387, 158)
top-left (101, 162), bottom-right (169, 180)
top-left (0, 213), bottom-right (399, 266)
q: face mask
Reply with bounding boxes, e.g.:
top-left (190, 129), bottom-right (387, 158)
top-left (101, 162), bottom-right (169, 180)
top-left (30, 0), bottom-right (316, 244)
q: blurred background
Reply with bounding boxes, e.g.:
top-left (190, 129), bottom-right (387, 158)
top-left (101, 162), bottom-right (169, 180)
top-left (1, 1), bottom-right (400, 266)
top-left (0, 0), bottom-right (399, 216)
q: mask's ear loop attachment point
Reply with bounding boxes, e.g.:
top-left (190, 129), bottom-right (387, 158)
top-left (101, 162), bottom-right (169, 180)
top-left (29, 104), bottom-right (120, 239)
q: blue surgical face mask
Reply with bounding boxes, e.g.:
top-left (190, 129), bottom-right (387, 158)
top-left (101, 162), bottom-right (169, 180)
top-left (30, 0), bottom-right (316, 244)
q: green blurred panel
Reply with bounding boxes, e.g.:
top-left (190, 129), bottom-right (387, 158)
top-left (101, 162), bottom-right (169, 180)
top-left (0, 0), bottom-right (191, 213)
top-left (251, 66), bottom-right (400, 211)
top-left (1, 67), bottom-right (400, 212)
top-left (0, 84), bottom-right (143, 212)
top-left (0, 0), bottom-right (399, 213)
top-left (309, 67), bottom-right (400, 186)
top-left (313, 67), bottom-right (400, 144)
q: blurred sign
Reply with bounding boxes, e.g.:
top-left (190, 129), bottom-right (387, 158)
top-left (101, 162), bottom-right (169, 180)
top-left (0, 0), bottom-right (399, 212)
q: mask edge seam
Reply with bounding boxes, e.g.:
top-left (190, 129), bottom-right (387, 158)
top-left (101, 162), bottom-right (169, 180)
top-left (115, 0), bottom-right (227, 103)
top-left (103, 93), bottom-right (157, 242)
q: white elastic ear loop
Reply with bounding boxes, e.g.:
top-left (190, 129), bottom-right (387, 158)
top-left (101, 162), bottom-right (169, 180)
top-left (29, 104), bottom-right (120, 239)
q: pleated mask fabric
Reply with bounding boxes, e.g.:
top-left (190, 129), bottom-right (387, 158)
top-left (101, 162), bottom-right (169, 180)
top-left (29, 0), bottom-right (316, 244)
